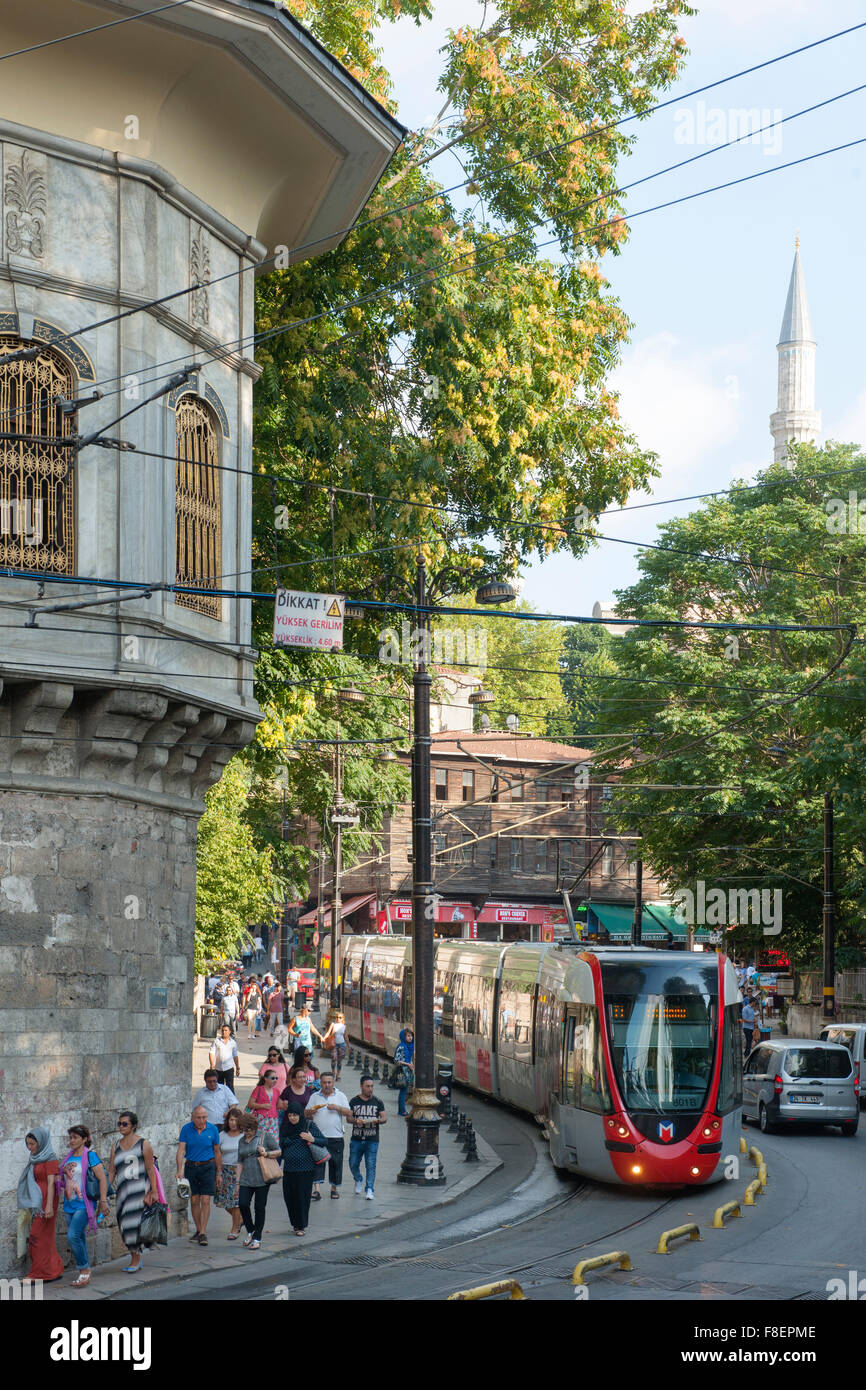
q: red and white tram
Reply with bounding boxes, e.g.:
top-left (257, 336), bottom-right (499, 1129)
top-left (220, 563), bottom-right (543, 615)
top-left (341, 937), bottom-right (743, 1185)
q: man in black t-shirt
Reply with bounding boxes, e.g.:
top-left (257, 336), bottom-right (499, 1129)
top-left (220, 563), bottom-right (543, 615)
top-left (348, 1075), bottom-right (386, 1199)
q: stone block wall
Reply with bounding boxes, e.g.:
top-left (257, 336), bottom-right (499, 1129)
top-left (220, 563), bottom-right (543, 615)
top-left (0, 789), bottom-right (199, 1272)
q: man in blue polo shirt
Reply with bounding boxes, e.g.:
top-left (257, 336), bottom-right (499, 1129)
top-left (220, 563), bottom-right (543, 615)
top-left (176, 1105), bottom-right (222, 1246)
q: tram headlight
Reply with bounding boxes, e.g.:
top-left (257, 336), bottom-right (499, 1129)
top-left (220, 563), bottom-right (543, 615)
top-left (690, 1166), bottom-right (700, 1176)
top-left (702, 1126), bottom-right (712, 1138)
top-left (630, 1164), bottom-right (642, 1176)
top-left (617, 1124), bottom-right (629, 1138)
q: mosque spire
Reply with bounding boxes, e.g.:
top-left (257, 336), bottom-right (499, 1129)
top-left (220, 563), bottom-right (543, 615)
top-left (770, 239), bottom-right (820, 464)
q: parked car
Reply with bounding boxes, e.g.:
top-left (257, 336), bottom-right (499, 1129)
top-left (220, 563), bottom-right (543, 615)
top-left (287, 967), bottom-right (317, 1006)
top-left (819, 1023), bottom-right (866, 1106)
top-left (743, 1038), bottom-right (859, 1135)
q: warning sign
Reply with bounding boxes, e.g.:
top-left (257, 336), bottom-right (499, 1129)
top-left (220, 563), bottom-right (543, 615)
top-left (273, 590), bottom-right (345, 651)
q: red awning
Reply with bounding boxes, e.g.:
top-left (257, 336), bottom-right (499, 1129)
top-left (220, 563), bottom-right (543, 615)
top-left (298, 892), bottom-right (376, 928)
top-left (476, 902), bottom-right (554, 926)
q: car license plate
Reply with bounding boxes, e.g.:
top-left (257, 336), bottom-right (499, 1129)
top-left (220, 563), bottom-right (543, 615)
top-left (790, 1093), bottom-right (820, 1103)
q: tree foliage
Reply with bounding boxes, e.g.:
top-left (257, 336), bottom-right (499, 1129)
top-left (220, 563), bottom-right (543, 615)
top-left (197, 1), bottom-right (693, 953)
top-left (592, 444), bottom-right (866, 970)
top-left (195, 761), bottom-right (281, 972)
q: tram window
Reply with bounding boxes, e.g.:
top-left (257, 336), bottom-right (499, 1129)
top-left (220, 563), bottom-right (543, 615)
top-left (437, 973), bottom-right (454, 1039)
top-left (717, 1002), bottom-right (743, 1113)
top-left (344, 959), bottom-right (361, 1010)
top-left (478, 974), bottom-right (495, 1038)
top-left (499, 982), bottom-right (517, 1048)
top-left (514, 986), bottom-right (532, 1048)
top-left (564, 1014), bottom-right (576, 1097)
top-left (579, 1007), bottom-right (610, 1112)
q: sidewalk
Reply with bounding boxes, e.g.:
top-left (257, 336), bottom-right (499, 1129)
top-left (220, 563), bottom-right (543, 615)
top-left (42, 1022), bottom-right (499, 1301)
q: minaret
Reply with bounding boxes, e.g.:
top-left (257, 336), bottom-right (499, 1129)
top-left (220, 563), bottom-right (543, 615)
top-left (770, 238), bottom-right (821, 463)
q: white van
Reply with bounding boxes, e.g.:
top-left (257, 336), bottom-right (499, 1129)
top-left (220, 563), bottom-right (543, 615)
top-left (820, 1023), bottom-right (866, 1106)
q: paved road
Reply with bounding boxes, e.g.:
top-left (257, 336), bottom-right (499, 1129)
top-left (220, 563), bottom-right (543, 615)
top-left (112, 1090), bottom-right (865, 1303)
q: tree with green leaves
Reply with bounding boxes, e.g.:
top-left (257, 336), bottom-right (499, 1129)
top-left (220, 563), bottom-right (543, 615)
top-left (592, 443), bottom-right (866, 971)
top-left (196, 0), bottom-right (694, 956)
top-left (195, 761), bottom-right (282, 973)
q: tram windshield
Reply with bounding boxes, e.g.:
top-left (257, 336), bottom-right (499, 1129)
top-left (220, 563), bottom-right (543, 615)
top-left (601, 959), bottom-right (718, 1115)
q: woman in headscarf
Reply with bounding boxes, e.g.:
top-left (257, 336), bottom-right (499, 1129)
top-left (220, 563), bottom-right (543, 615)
top-left (393, 1028), bottom-right (415, 1118)
top-left (17, 1127), bottom-right (63, 1283)
top-left (279, 1085), bottom-right (327, 1237)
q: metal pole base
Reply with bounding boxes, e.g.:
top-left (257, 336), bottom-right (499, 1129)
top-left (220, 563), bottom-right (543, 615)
top-left (397, 1088), bottom-right (446, 1186)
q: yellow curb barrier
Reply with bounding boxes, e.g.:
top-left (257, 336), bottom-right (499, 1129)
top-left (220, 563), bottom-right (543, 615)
top-left (748, 1146), bottom-right (764, 1167)
top-left (739, 1137), bottom-right (748, 1153)
top-left (757, 1163), bottom-right (768, 1189)
top-left (712, 1200), bottom-right (741, 1229)
top-left (657, 1222), bottom-right (701, 1254)
top-left (571, 1250), bottom-right (633, 1285)
top-left (744, 1178), bottom-right (762, 1206)
top-left (447, 1279), bottom-right (526, 1301)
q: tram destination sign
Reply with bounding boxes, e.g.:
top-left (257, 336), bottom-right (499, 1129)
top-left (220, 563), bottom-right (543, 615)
top-left (273, 589), bottom-right (345, 651)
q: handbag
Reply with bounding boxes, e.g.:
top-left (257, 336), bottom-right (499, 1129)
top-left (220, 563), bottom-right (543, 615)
top-left (307, 1142), bottom-right (330, 1164)
top-left (139, 1202), bottom-right (168, 1248)
top-left (257, 1153), bottom-right (283, 1185)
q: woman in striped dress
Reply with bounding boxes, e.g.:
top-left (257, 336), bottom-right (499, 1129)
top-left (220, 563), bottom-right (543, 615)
top-left (108, 1111), bottom-right (158, 1274)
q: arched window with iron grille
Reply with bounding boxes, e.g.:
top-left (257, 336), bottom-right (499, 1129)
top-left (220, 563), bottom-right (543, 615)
top-left (0, 336), bottom-right (76, 574)
top-left (175, 394), bottom-right (221, 619)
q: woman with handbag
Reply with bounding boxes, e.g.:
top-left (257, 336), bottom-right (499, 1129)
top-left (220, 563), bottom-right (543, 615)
top-left (279, 1078), bottom-right (328, 1237)
top-left (322, 1012), bottom-right (348, 1082)
top-left (236, 1112), bottom-right (281, 1250)
top-left (108, 1111), bottom-right (158, 1273)
top-left (393, 1028), bottom-right (415, 1118)
top-left (58, 1125), bottom-right (110, 1288)
top-left (247, 1070), bottom-right (282, 1147)
top-left (214, 1107), bottom-right (245, 1239)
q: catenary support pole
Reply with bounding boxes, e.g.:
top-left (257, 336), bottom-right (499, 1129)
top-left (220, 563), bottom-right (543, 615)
top-left (399, 558), bottom-right (445, 1184)
top-left (823, 792), bottom-right (835, 1021)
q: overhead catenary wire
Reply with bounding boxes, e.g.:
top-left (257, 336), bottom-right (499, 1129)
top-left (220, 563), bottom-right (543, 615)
top-left (5, 65), bottom-right (866, 392)
top-left (35, 130), bottom-right (866, 410)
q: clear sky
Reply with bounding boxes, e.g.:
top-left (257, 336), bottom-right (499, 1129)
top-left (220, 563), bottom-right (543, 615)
top-left (377, 1), bottom-right (866, 615)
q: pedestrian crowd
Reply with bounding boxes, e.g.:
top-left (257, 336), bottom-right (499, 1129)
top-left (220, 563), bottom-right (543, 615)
top-left (17, 968), bottom-right (406, 1283)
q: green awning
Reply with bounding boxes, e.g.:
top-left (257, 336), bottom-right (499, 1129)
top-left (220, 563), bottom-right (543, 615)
top-left (587, 900), bottom-right (712, 942)
top-left (588, 902), bottom-right (634, 938)
top-left (646, 903), bottom-right (713, 941)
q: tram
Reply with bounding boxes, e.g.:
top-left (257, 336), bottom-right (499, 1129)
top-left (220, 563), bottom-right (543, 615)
top-left (341, 936), bottom-right (743, 1185)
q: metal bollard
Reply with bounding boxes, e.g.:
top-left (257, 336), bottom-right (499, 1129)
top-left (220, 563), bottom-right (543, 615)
top-left (363, 1054), bottom-right (371, 1074)
top-left (456, 1111), bottom-right (467, 1140)
top-left (442, 1093), bottom-right (452, 1121)
top-left (712, 1200), bottom-right (741, 1229)
top-left (460, 1119), bottom-right (474, 1150)
top-left (572, 1250), bottom-right (632, 1285)
top-left (448, 1105), bottom-right (460, 1133)
top-left (656, 1222), bottom-right (701, 1254)
top-left (464, 1128), bottom-right (480, 1163)
top-left (372, 1057), bottom-right (381, 1080)
top-left (382, 1062), bottom-right (390, 1084)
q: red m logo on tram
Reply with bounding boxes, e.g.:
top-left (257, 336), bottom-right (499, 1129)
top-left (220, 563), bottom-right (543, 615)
top-left (658, 1122), bottom-right (674, 1143)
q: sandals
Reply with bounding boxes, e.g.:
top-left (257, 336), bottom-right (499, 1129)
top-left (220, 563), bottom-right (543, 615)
top-left (71, 1271), bottom-right (91, 1287)
top-left (227, 1232), bottom-right (240, 1240)
top-left (330, 1189), bottom-right (340, 1199)
top-left (243, 1234), bottom-right (254, 1247)
top-left (123, 1263), bottom-right (142, 1274)
top-left (294, 1228), bottom-right (305, 1237)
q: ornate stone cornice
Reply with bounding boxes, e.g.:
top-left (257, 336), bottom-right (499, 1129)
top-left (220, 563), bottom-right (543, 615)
top-left (0, 678), bottom-right (255, 812)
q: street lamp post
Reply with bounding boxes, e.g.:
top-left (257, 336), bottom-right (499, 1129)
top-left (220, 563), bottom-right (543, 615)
top-left (823, 792), bottom-right (835, 1021)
